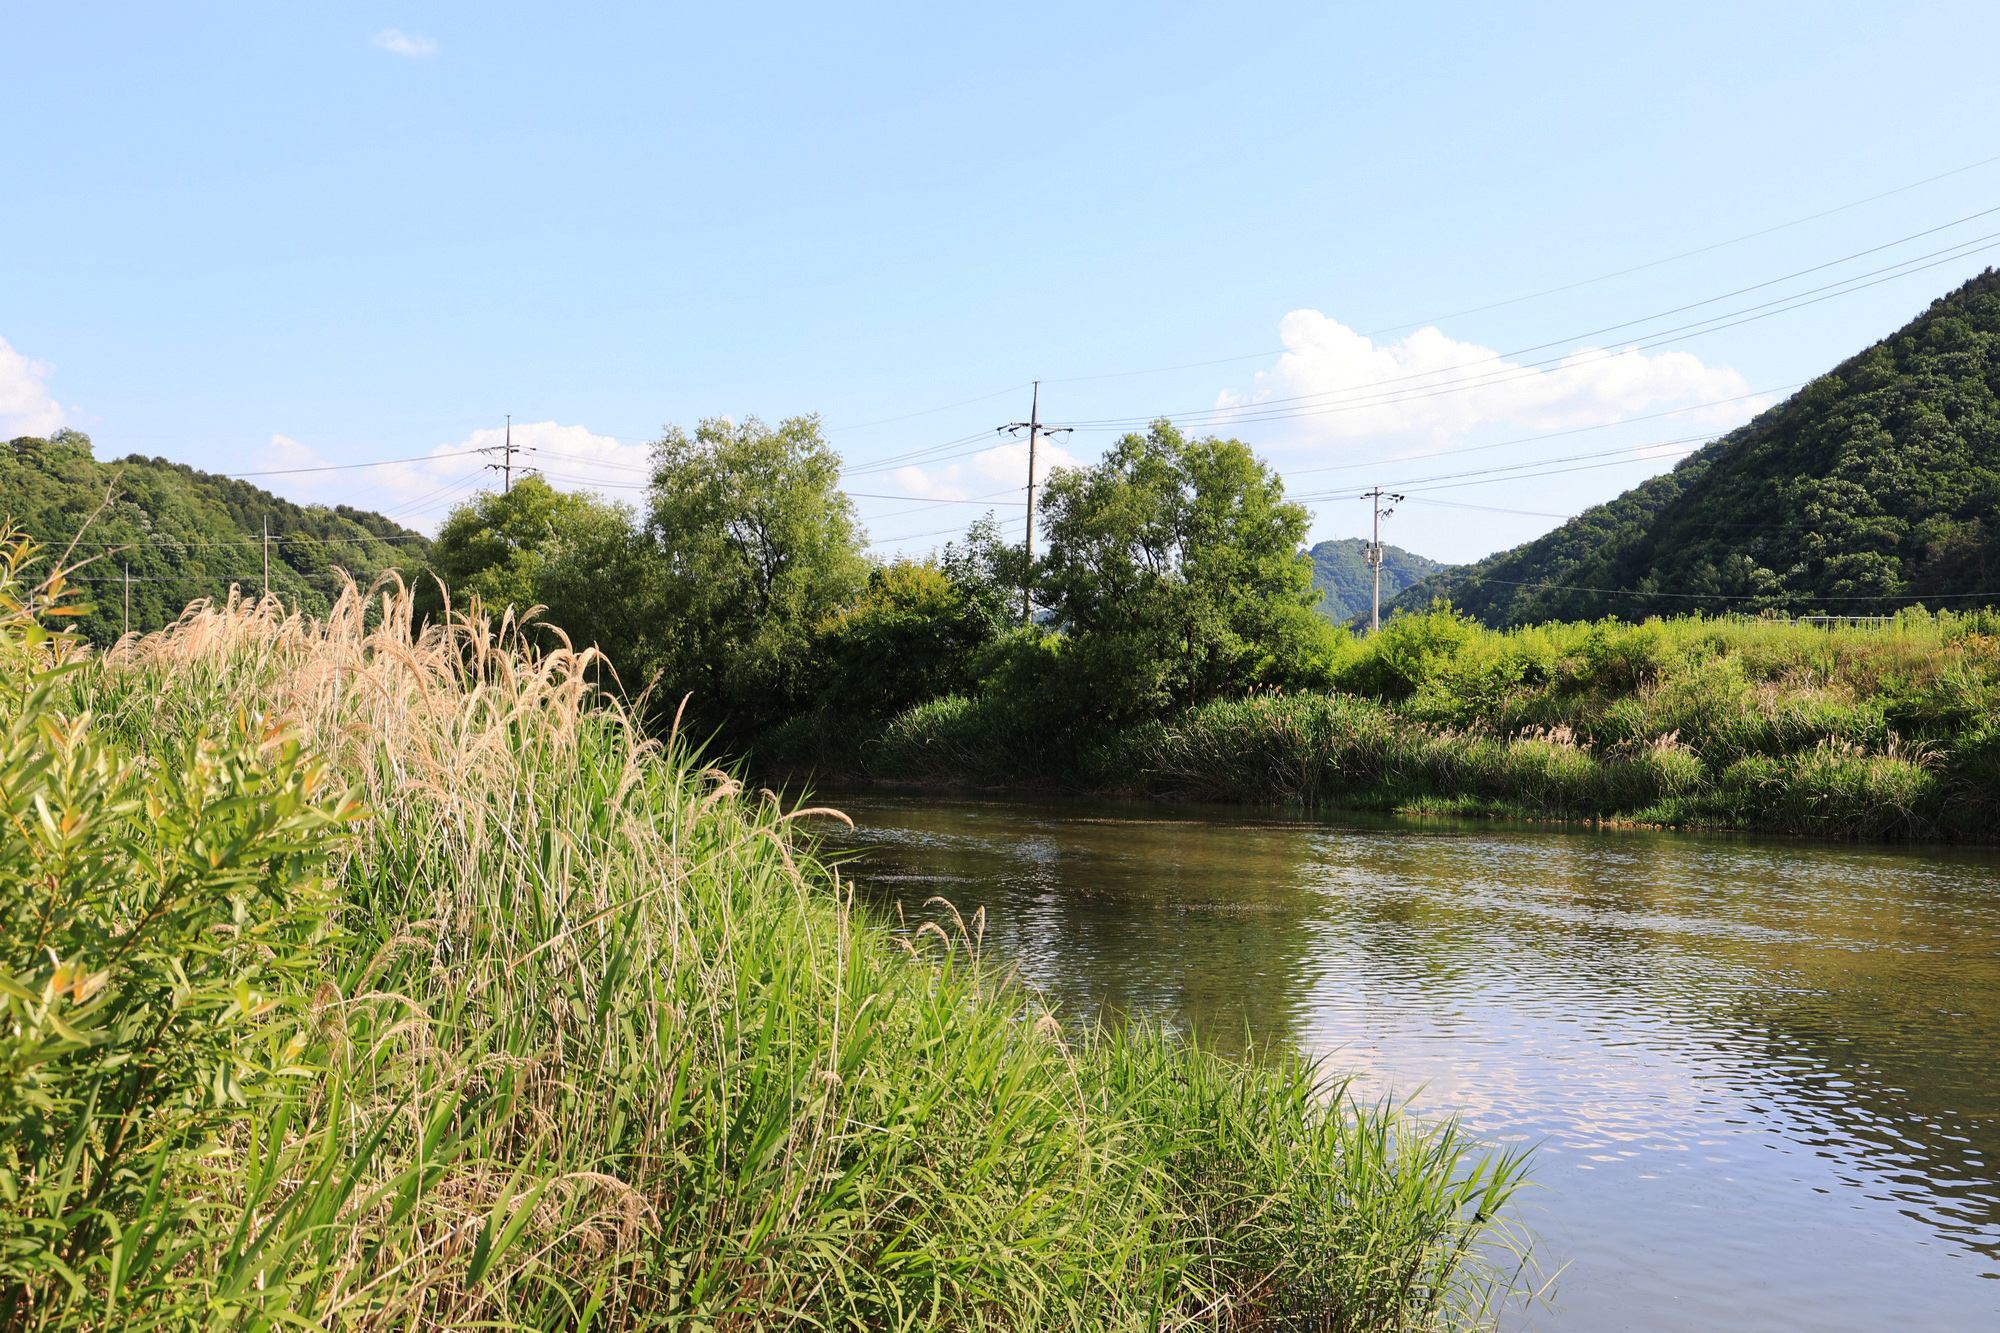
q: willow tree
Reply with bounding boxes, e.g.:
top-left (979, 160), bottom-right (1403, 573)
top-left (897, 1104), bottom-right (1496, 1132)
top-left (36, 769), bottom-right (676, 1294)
top-left (1035, 420), bottom-right (1334, 720)
top-left (647, 414), bottom-right (866, 739)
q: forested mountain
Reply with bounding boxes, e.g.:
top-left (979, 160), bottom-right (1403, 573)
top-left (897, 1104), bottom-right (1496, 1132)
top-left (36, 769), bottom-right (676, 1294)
top-left (1305, 538), bottom-right (1443, 623)
top-left (1, 430), bottom-right (427, 642)
top-left (1389, 269), bottom-right (2000, 625)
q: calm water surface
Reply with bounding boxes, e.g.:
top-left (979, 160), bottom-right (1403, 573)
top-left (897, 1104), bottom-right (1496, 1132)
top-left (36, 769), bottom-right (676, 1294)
top-left (820, 792), bottom-right (2000, 1333)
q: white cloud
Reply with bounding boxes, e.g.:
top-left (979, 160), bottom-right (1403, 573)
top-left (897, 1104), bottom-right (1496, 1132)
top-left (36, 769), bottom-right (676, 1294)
top-left (893, 437), bottom-right (1082, 503)
top-left (1215, 310), bottom-right (1766, 454)
top-left (371, 28), bottom-right (439, 58)
top-left (256, 422), bottom-right (644, 535)
top-left (0, 336), bottom-right (68, 438)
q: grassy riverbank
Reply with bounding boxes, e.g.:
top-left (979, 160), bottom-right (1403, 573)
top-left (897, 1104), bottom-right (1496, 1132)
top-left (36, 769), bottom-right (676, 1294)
top-left (764, 607), bottom-right (2000, 840)
top-left (0, 549), bottom-right (1529, 1330)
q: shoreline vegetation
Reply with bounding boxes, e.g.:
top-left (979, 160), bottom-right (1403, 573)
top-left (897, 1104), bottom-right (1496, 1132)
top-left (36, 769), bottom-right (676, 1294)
top-left (761, 608), bottom-right (2000, 843)
top-left (0, 544), bottom-right (1533, 1330)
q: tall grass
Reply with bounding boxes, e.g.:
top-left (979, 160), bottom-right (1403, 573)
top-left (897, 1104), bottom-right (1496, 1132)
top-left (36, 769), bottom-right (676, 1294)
top-left (0, 547), bottom-right (1534, 1330)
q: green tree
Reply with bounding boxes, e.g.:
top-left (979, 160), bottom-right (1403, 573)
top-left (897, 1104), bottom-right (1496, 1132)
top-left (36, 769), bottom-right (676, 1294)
top-left (939, 512), bottom-right (1020, 635)
top-left (422, 477), bottom-right (664, 695)
top-left (1034, 421), bottom-right (1334, 720)
top-left (815, 557), bottom-right (1002, 718)
top-left (421, 475), bottom-right (598, 618)
top-left (530, 496), bottom-right (662, 687)
top-left (0, 431), bottom-right (427, 641)
top-left (647, 415), bottom-right (866, 738)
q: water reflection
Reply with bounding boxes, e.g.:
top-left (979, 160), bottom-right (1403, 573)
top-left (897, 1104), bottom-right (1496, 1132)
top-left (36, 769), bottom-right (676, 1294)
top-left (820, 791), bottom-right (2000, 1333)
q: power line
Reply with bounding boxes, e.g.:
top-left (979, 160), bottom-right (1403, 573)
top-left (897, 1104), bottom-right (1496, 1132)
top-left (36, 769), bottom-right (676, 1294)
top-left (1402, 497), bottom-right (1573, 519)
top-left (1269, 383), bottom-right (1792, 483)
top-left (1293, 436), bottom-right (1710, 500)
top-left (1464, 575), bottom-right (2000, 604)
top-left (127, 176), bottom-right (2000, 562)
top-left (828, 383), bottom-right (1033, 433)
top-left (867, 512), bottom-right (1026, 548)
top-left (828, 211), bottom-right (1988, 511)
top-left (846, 149), bottom-right (2000, 411)
top-left (1361, 150), bottom-right (2000, 339)
top-left (1140, 235), bottom-right (1998, 440)
top-left (1060, 222), bottom-right (2000, 433)
top-left (199, 208), bottom-right (1922, 522)
top-left (1405, 447), bottom-right (1705, 494)
top-left (223, 446), bottom-right (486, 477)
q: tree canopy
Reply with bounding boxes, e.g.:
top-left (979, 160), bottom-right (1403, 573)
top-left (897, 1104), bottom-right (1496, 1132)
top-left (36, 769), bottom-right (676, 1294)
top-left (0, 430), bottom-right (426, 642)
top-left (421, 475), bottom-right (607, 617)
top-left (646, 414), bottom-right (867, 736)
top-left (1035, 420), bottom-right (1334, 719)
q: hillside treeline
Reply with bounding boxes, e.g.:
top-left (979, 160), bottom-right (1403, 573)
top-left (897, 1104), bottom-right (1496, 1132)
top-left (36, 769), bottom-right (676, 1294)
top-left (0, 429), bottom-right (426, 640)
top-left (1394, 269), bottom-right (2000, 624)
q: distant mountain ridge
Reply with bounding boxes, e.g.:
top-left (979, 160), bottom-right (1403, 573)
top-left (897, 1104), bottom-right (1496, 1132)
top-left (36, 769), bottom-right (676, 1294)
top-left (1306, 538), bottom-right (1444, 624)
top-left (1390, 269), bottom-right (2000, 625)
top-left (2, 429), bottom-right (428, 642)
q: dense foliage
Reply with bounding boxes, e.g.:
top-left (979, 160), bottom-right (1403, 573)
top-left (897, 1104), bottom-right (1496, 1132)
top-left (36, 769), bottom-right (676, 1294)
top-left (1395, 269), bottom-right (2000, 625)
top-left (829, 602), bottom-right (2000, 840)
top-left (424, 419), bottom-right (1340, 759)
top-left (644, 414), bottom-right (868, 735)
top-left (762, 424), bottom-right (1347, 770)
top-left (813, 532), bottom-right (1013, 718)
top-left (0, 431), bottom-right (426, 641)
top-left (0, 548), bottom-right (1529, 1329)
top-left (1030, 421), bottom-right (1338, 720)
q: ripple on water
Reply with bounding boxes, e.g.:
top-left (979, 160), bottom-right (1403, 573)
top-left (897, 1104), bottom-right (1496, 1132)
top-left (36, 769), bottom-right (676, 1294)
top-left (822, 793), bottom-right (2000, 1330)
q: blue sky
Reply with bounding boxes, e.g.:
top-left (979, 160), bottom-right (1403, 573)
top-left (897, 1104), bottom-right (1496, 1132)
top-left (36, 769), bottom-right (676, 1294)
top-left (6, 2), bottom-right (2000, 562)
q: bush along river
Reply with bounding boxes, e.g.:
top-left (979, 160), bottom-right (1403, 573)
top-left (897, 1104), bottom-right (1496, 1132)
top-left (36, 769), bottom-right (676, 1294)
top-left (820, 792), bottom-right (2000, 1333)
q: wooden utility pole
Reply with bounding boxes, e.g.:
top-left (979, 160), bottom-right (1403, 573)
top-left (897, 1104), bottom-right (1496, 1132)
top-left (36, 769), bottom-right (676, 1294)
top-left (262, 516), bottom-right (270, 600)
top-left (1363, 487), bottom-right (1405, 633)
top-left (123, 561), bottom-right (131, 637)
top-left (998, 383), bottom-right (1072, 626)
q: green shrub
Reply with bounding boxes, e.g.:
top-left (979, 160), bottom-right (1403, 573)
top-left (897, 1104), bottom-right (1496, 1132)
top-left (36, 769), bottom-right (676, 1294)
top-left (1337, 602), bottom-right (1479, 699)
top-left (813, 558), bottom-right (1004, 717)
top-left (772, 603), bottom-right (2000, 842)
top-left (0, 543), bottom-right (358, 1322)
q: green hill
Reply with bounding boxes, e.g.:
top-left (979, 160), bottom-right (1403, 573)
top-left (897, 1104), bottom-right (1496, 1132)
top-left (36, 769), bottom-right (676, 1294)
top-left (2, 430), bottom-right (428, 642)
top-left (1306, 538), bottom-right (1444, 623)
top-left (1390, 268), bottom-right (2000, 625)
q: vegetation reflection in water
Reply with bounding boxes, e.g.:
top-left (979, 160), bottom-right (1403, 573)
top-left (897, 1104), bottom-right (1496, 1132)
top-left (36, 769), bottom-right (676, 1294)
top-left (823, 793), bottom-right (2000, 1332)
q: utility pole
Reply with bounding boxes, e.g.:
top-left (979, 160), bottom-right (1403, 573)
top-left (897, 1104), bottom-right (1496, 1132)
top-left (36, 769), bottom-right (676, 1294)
top-left (123, 562), bottom-right (131, 637)
top-left (998, 382), bottom-right (1072, 626)
top-left (485, 414), bottom-right (518, 492)
top-left (262, 516), bottom-right (270, 600)
top-left (1363, 488), bottom-right (1405, 633)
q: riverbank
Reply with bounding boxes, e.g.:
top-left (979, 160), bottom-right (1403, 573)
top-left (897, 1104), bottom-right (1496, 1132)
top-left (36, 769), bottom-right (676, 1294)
top-left (760, 609), bottom-right (2000, 840)
top-left (1, 556), bottom-right (1529, 1330)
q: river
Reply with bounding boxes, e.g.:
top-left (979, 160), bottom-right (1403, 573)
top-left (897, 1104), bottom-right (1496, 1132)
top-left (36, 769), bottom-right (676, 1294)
top-left (819, 791), bottom-right (2000, 1332)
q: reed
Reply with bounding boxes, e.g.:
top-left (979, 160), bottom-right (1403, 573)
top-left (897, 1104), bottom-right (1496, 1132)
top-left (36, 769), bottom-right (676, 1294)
top-left (1, 547), bottom-right (1533, 1330)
